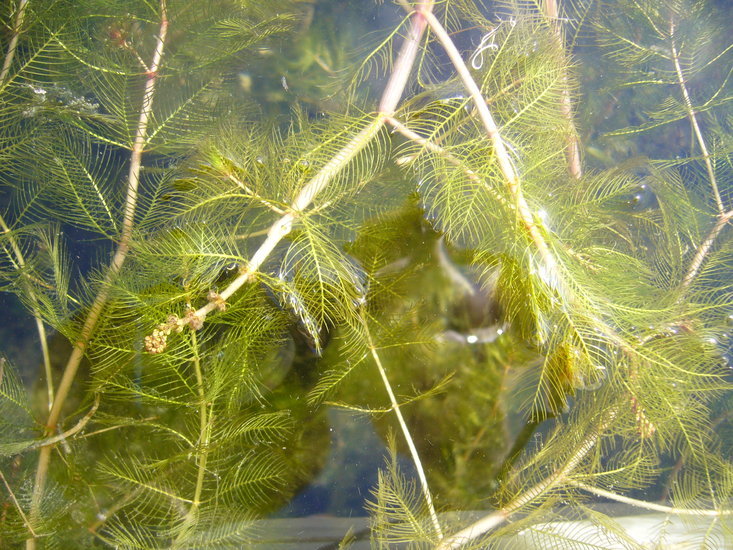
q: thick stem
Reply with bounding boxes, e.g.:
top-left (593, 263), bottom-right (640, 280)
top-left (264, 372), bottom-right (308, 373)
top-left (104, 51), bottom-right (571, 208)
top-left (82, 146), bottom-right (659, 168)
top-left (378, 3), bottom-right (429, 115)
top-left (186, 119), bottom-right (385, 325)
top-left (0, 0), bottom-right (28, 86)
top-left (419, 9), bottom-right (561, 280)
top-left (670, 20), bottom-right (723, 214)
top-left (33, 318), bottom-right (53, 411)
top-left (363, 317), bottom-right (443, 540)
top-left (154, 4), bottom-right (440, 541)
top-left (178, 0), bottom-right (434, 328)
top-left (27, 2), bottom-right (169, 543)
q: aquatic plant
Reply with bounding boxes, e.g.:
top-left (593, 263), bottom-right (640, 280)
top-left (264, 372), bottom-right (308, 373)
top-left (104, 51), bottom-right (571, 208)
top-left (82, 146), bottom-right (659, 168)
top-left (0, 0), bottom-right (731, 548)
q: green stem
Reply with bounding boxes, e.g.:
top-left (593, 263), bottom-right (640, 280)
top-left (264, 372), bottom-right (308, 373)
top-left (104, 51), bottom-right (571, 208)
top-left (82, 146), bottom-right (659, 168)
top-left (386, 115), bottom-right (509, 208)
top-left (1, 470), bottom-right (36, 538)
top-left (680, 209), bottom-right (733, 290)
top-left (24, 395), bottom-right (99, 451)
top-left (172, 4), bottom-right (441, 541)
top-left (0, 214), bottom-right (54, 412)
top-left (669, 20), bottom-right (732, 292)
top-left (172, 331), bottom-right (210, 547)
top-left (543, 0), bottom-right (582, 180)
top-left (143, 1), bottom-right (443, 541)
top-left (363, 316), bottom-right (443, 540)
top-left (187, 118), bottom-right (385, 327)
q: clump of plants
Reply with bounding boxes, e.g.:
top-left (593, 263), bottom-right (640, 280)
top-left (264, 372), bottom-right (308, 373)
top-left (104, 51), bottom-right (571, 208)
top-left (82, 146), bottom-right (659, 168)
top-left (1, 0), bottom-right (731, 548)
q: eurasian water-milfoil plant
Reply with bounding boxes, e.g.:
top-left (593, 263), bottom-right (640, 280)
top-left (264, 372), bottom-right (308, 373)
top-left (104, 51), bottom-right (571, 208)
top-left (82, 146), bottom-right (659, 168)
top-left (0, 0), bottom-right (731, 548)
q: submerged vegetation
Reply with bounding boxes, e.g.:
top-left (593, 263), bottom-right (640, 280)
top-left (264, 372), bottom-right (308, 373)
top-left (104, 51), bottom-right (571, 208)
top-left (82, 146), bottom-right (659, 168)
top-left (0, 0), bottom-right (731, 547)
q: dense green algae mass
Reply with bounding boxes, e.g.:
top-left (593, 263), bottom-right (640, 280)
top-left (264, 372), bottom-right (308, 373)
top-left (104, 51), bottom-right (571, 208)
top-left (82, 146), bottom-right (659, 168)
top-left (0, 0), bottom-right (731, 547)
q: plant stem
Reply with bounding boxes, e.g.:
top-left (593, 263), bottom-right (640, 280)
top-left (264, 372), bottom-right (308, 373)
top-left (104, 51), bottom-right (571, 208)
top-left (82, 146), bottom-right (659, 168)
top-left (363, 316), bottom-right (443, 540)
top-left (173, 3), bottom-right (443, 540)
top-left (435, 410), bottom-right (614, 550)
top-left (0, 0), bottom-right (28, 86)
top-left (1, 470), bottom-right (37, 538)
top-left (26, 2), bottom-right (169, 544)
top-left (419, 9), bottom-right (560, 280)
top-left (669, 18), bottom-right (731, 292)
top-left (543, 0), bottom-right (582, 180)
top-left (172, 332), bottom-right (210, 547)
top-left (378, 2), bottom-right (429, 115)
top-left (183, 0), bottom-right (434, 326)
top-left (25, 394), bottom-right (99, 451)
top-left (226, 173), bottom-right (285, 214)
top-left (570, 481), bottom-right (733, 517)
top-left (0, 214), bottom-right (54, 412)
top-left (681, 209), bottom-right (733, 289)
top-left (386, 115), bottom-right (508, 209)
top-left (187, 118), bottom-right (385, 325)
top-left (670, 20), bottom-right (723, 214)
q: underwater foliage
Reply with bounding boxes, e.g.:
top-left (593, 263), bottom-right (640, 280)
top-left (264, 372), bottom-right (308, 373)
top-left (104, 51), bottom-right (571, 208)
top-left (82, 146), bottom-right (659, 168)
top-left (0, 0), bottom-right (731, 548)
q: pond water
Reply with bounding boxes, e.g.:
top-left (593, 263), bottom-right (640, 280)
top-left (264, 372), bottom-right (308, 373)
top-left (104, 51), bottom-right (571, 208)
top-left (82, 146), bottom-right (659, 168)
top-left (0, 0), bottom-right (731, 548)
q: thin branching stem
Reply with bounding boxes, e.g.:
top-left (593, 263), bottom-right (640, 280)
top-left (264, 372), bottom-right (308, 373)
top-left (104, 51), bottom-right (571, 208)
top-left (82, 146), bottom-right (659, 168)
top-left (362, 316), bottom-right (443, 540)
top-left (670, 20), bottom-right (723, 214)
top-left (87, 487), bottom-right (144, 535)
top-left (24, 394), bottom-right (99, 451)
top-left (669, 18), bottom-right (731, 292)
top-left (172, 331), bottom-right (210, 547)
top-left (0, 0), bottom-right (28, 86)
top-left (0, 470), bottom-right (36, 538)
top-left (0, 214), bottom-right (54, 412)
top-left (226, 173), bottom-right (285, 214)
top-left (386, 115), bottom-right (508, 208)
top-left (544, 0), bottom-right (582, 180)
top-left (570, 481), bottom-right (733, 517)
top-left (186, 119), bottom-right (384, 325)
top-left (681, 208), bottom-right (733, 289)
top-left (27, 2), bottom-right (169, 544)
top-left (435, 410), bottom-right (615, 550)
